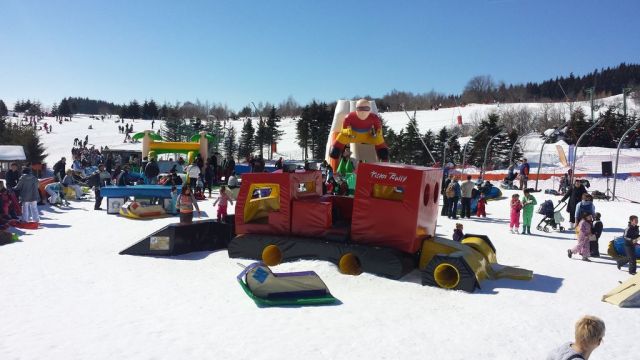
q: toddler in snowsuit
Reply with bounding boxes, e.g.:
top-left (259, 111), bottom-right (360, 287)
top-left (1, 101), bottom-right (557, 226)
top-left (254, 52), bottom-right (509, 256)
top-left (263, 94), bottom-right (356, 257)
top-left (476, 194), bottom-right (487, 217)
top-left (521, 189), bottom-right (537, 235)
top-left (510, 194), bottom-right (523, 234)
top-left (590, 212), bottom-right (603, 257)
top-left (213, 186), bottom-right (234, 222)
top-left (452, 223), bottom-right (464, 242)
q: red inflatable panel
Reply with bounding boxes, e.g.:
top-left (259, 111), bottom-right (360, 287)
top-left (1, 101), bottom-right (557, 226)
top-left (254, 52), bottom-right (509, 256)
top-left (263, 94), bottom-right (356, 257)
top-left (321, 195), bottom-right (353, 221)
top-left (234, 172), bottom-right (291, 236)
top-left (291, 199), bottom-right (332, 237)
top-left (351, 163), bottom-right (442, 254)
top-left (234, 170), bottom-right (323, 236)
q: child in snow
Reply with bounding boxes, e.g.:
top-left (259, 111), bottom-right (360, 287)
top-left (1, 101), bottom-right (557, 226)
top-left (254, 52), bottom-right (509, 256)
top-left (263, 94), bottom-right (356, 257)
top-left (177, 186), bottom-right (200, 224)
top-left (510, 194), bottom-right (523, 234)
top-left (568, 212), bottom-right (593, 261)
top-left (521, 188), bottom-right (537, 235)
top-left (213, 186), bottom-right (234, 222)
top-left (616, 215), bottom-right (639, 275)
top-left (476, 193), bottom-right (487, 217)
top-left (546, 315), bottom-right (605, 360)
top-left (452, 223), bottom-right (464, 242)
top-left (590, 212), bottom-right (603, 258)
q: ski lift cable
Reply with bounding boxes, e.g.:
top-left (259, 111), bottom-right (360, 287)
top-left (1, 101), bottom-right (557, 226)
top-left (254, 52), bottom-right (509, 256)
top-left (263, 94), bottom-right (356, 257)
top-left (401, 104), bottom-right (436, 164)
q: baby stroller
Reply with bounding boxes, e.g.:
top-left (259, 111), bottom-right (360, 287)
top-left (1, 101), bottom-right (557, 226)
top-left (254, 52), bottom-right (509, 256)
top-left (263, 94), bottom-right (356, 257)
top-left (500, 171), bottom-right (519, 190)
top-left (536, 200), bottom-right (566, 232)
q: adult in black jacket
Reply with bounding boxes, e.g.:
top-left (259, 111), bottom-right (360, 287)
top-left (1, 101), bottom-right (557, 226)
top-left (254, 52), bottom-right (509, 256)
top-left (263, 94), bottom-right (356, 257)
top-left (144, 158), bottom-right (160, 184)
top-left (5, 163), bottom-right (21, 189)
top-left (441, 175), bottom-right (453, 216)
top-left (204, 160), bottom-right (214, 197)
top-left (52, 157), bottom-right (66, 181)
top-left (560, 179), bottom-right (588, 228)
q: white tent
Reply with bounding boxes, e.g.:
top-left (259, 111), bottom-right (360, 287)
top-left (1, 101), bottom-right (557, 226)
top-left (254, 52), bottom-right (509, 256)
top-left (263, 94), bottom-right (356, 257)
top-left (0, 145), bottom-right (26, 161)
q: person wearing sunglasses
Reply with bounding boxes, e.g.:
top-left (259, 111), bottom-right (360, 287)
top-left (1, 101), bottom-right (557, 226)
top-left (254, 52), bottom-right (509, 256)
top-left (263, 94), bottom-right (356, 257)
top-left (329, 98), bottom-right (389, 161)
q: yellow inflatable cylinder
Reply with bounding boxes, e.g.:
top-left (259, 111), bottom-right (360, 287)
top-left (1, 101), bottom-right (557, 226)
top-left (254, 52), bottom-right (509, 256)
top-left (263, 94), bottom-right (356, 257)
top-left (434, 263), bottom-right (461, 289)
top-left (338, 253), bottom-right (362, 275)
top-left (261, 245), bottom-right (282, 266)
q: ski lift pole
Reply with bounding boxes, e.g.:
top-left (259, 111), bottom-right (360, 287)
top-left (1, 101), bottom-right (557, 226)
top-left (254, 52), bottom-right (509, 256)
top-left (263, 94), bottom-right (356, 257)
top-left (613, 90), bottom-right (638, 200)
top-left (570, 117), bottom-right (605, 186)
top-left (462, 128), bottom-right (486, 170)
top-left (480, 132), bottom-right (506, 181)
top-left (401, 105), bottom-right (436, 164)
top-left (250, 102), bottom-right (265, 158)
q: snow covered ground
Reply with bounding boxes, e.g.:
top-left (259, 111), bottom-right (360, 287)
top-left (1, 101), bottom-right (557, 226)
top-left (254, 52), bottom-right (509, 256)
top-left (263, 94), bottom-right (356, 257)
top-left (1, 179), bottom-right (639, 359)
top-left (1, 96), bottom-right (640, 359)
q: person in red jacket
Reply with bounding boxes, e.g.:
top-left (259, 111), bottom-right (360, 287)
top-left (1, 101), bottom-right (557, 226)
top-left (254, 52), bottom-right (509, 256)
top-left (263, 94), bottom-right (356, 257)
top-left (329, 99), bottom-right (389, 161)
top-left (476, 193), bottom-right (487, 217)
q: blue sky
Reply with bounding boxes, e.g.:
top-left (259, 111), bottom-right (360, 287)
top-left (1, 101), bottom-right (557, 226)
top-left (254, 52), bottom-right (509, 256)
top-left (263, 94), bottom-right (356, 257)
top-left (1, 0), bottom-right (638, 111)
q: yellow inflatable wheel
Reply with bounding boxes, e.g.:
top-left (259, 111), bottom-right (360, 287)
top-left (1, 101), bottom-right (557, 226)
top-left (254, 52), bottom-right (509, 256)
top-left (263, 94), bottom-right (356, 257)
top-left (261, 245), bottom-right (282, 266)
top-left (422, 255), bottom-right (478, 292)
top-left (338, 253), bottom-right (362, 275)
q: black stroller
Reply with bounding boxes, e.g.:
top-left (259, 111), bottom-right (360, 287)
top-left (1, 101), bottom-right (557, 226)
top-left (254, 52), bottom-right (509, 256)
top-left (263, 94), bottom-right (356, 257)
top-left (536, 200), bottom-right (566, 232)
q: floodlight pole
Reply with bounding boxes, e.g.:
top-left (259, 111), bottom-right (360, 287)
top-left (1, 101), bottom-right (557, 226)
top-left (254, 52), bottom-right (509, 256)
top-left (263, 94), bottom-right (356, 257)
top-left (612, 88), bottom-right (636, 200)
top-left (570, 117), bottom-right (605, 186)
top-left (461, 128), bottom-right (486, 170)
top-left (569, 87), bottom-right (597, 186)
top-left (480, 132), bottom-right (506, 181)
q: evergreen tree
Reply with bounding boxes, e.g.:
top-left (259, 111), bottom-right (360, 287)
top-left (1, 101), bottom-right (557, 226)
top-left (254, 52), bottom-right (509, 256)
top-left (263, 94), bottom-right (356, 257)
top-left (238, 106), bottom-right (252, 117)
top-left (296, 110), bottom-right (312, 160)
top-left (58, 98), bottom-right (72, 117)
top-left (255, 118), bottom-right (267, 158)
top-left (309, 102), bottom-right (332, 160)
top-left (162, 117), bottom-right (185, 142)
top-left (0, 118), bottom-right (46, 163)
top-left (465, 113), bottom-right (511, 168)
top-left (238, 118), bottom-right (255, 160)
top-left (128, 100), bottom-right (141, 119)
top-left (565, 108), bottom-right (590, 145)
top-left (0, 99), bottom-right (7, 117)
top-left (209, 117), bottom-right (223, 154)
top-left (265, 106), bottom-right (283, 159)
top-left (401, 116), bottom-right (424, 165)
top-left (22, 128), bottom-right (47, 163)
top-left (505, 130), bottom-right (522, 167)
top-left (223, 126), bottom-right (237, 160)
top-left (141, 100), bottom-right (151, 119)
top-left (433, 127), bottom-right (449, 165)
top-left (421, 130), bottom-right (436, 166)
top-left (147, 100), bottom-right (159, 119)
top-left (381, 117), bottom-right (398, 162)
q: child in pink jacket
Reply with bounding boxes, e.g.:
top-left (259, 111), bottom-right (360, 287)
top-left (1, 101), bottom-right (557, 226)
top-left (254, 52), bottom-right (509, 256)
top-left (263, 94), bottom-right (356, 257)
top-left (510, 194), bottom-right (523, 234)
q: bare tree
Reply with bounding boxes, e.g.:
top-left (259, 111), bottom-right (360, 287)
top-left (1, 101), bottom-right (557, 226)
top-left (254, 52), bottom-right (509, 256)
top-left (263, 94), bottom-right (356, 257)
top-left (462, 75), bottom-right (496, 104)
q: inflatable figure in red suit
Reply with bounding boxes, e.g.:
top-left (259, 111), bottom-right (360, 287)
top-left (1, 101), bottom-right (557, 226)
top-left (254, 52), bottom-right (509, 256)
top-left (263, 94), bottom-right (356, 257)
top-left (329, 99), bottom-right (389, 161)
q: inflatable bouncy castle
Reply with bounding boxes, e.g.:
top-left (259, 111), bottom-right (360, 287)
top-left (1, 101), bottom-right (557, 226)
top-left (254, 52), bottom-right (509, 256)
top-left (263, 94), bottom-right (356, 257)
top-left (325, 99), bottom-right (389, 171)
top-left (228, 162), bottom-right (532, 292)
top-left (137, 130), bottom-right (212, 164)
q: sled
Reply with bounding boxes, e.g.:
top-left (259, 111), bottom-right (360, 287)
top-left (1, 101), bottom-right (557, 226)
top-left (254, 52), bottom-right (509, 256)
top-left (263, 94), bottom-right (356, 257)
top-left (9, 220), bottom-right (39, 230)
top-left (237, 262), bottom-right (337, 307)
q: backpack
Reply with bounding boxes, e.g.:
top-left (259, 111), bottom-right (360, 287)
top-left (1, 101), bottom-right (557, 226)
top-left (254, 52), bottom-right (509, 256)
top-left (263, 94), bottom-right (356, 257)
top-left (445, 183), bottom-right (456, 198)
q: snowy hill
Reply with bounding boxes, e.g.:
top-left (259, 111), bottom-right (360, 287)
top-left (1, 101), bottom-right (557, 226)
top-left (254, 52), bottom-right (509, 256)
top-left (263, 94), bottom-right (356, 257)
top-left (1, 95), bottom-right (640, 359)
